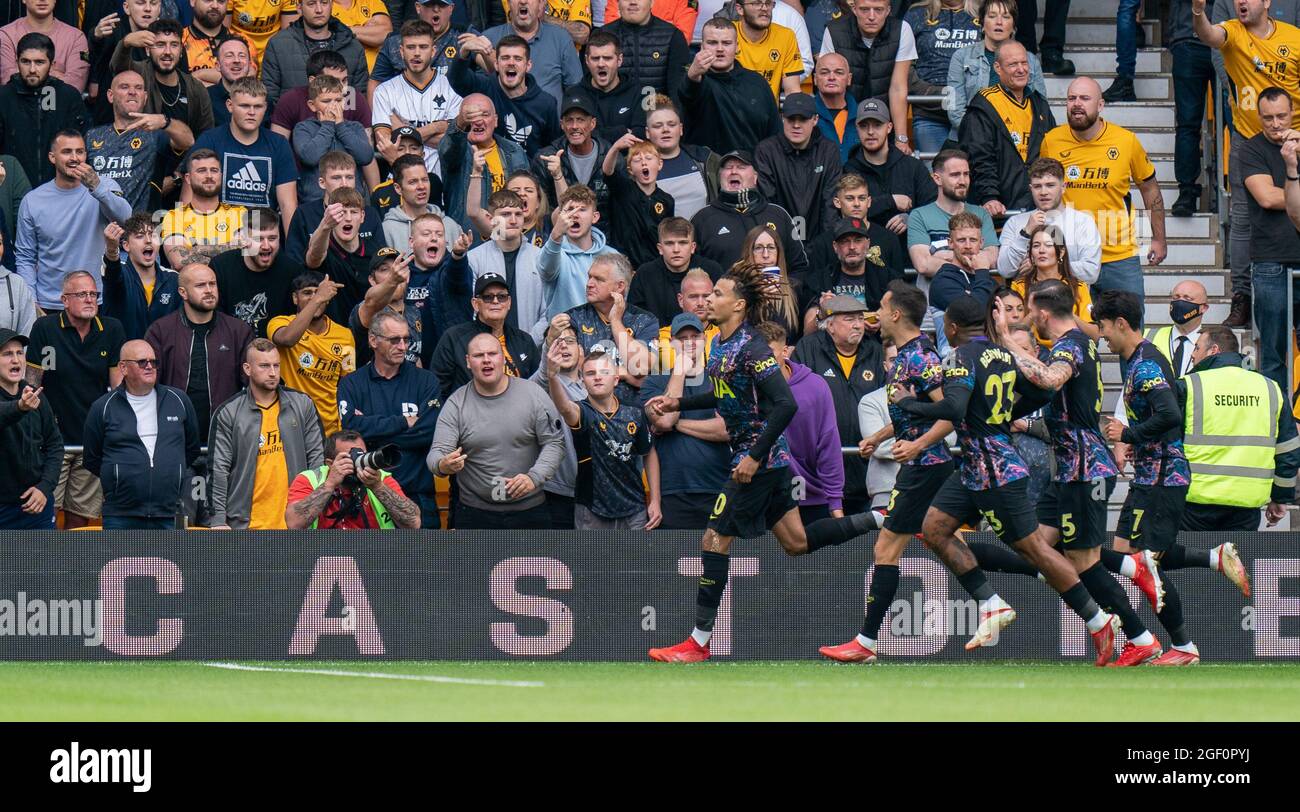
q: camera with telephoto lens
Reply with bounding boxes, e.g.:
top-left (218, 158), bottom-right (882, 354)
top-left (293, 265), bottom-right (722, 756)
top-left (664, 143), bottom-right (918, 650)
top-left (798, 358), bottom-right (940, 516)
top-left (343, 444), bottom-right (401, 488)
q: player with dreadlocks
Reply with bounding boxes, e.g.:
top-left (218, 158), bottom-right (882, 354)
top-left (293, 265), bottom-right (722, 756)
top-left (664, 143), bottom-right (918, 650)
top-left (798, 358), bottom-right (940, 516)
top-left (645, 262), bottom-right (880, 663)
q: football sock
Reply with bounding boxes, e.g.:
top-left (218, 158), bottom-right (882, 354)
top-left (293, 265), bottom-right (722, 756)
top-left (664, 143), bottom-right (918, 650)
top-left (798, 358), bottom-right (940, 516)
top-left (1173, 642), bottom-right (1199, 655)
top-left (692, 551), bottom-right (730, 644)
top-left (1079, 562), bottom-right (1150, 640)
top-left (956, 567), bottom-right (996, 602)
top-left (971, 543), bottom-right (1039, 577)
top-left (861, 564), bottom-right (899, 639)
top-left (806, 513), bottom-right (874, 553)
top-left (1161, 544), bottom-right (1212, 571)
top-left (1060, 582), bottom-right (1102, 626)
top-left (1157, 575), bottom-right (1192, 647)
top-left (855, 634), bottom-right (877, 650)
top-left (1100, 547), bottom-right (1137, 578)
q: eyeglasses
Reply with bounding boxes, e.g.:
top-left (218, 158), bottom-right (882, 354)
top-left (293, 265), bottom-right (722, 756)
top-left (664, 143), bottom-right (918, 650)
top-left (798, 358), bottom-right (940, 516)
top-left (746, 0), bottom-right (776, 7)
top-left (376, 334), bottom-right (411, 346)
top-left (64, 291), bottom-right (98, 301)
top-left (478, 293), bottom-right (511, 303)
top-left (553, 337), bottom-right (578, 347)
top-left (122, 359), bottom-right (159, 369)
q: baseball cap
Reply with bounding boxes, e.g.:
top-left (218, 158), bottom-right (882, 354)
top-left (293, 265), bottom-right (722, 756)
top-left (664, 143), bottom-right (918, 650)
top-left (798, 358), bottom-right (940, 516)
top-left (369, 246), bottom-right (400, 274)
top-left (781, 93), bottom-right (816, 119)
top-left (819, 294), bottom-right (869, 320)
top-left (474, 272), bottom-right (511, 297)
top-left (417, 0), bottom-right (453, 5)
top-left (833, 217), bottom-right (871, 240)
top-left (719, 149), bottom-right (754, 167)
top-left (561, 93), bottom-right (598, 118)
top-left (855, 98), bottom-right (889, 124)
top-left (670, 313), bottom-right (704, 336)
top-left (391, 126), bottom-right (421, 145)
top-left (0, 327), bottom-right (28, 349)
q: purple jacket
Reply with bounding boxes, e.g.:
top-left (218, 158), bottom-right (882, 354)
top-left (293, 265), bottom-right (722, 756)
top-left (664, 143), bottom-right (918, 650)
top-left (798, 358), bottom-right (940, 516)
top-left (783, 362), bottom-right (846, 512)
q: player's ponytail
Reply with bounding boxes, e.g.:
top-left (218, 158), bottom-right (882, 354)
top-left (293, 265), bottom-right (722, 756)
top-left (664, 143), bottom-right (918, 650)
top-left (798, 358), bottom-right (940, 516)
top-left (725, 261), bottom-right (786, 324)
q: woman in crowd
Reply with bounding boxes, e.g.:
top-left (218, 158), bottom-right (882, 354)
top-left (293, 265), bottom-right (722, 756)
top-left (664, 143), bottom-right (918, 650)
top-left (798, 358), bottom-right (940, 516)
top-left (1010, 223), bottom-right (1098, 345)
top-left (740, 225), bottom-right (807, 345)
top-left (945, 0), bottom-right (1046, 130)
top-left (903, 0), bottom-right (982, 153)
top-left (645, 96), bottom-right (719, 221)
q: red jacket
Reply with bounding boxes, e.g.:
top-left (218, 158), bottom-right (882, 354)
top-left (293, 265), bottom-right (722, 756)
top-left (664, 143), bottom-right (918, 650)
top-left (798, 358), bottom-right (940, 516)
top-left (144, 310), bottom-right (253, 424)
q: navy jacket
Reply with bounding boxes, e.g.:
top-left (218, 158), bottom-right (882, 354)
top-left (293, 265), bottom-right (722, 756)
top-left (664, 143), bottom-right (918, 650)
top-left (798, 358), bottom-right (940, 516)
top-left (337, 362), bottom-right (443, 498)
top-left (82, 384), bottom-right (201, 519)
top-left (102, 255), bottom-right (181, 341)
top-left (409, 253), bottom-right (473, 354)
top-left (446, 56), bottom-right (562, 158)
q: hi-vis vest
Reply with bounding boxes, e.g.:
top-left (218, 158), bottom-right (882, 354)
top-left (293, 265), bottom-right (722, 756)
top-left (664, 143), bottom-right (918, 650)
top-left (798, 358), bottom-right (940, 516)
top-left (299, 466), bottom-right (396, 528)
top-left (1183, 366), bottom-right (1286, 507)
top-left (1144, 326), bottom-right (1176, 368)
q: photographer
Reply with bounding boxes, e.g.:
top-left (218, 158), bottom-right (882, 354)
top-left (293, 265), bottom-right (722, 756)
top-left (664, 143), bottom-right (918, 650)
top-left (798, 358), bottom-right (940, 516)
top-left (286, 430), bottom-right (421, 529)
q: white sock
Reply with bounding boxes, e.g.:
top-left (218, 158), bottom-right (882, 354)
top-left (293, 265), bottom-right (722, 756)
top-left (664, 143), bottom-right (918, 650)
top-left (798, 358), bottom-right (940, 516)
top-left (690, 627), bottom-right (711, 647)
top-left (1210, 546), bottom-right (1222, 571)
top-left (856, 634), bottom-right (876, 650)
top-left (1173, 642), bottom-right (1199, 655)
top-left (979, 595), bottom-right (1007, 614)
top-left (1130, 631), bottom-right (1155, 646)
top-left (1119, 555), bottom-right (1138, 578)
top-left (1085, 610), bottom-right (1108, 633)
top-left (871, 510), bottom-right (886, 527)
top-left (1035, 572), bottom-right (1046, 582)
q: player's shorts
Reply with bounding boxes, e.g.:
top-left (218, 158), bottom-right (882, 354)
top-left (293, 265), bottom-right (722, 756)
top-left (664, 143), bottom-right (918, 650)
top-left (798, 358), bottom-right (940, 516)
top-left (1038, 477), bottom-right (1115, 550)
top-left (883, 460), bottom-right (956, 535)
top-left (707, 465), bottom-right (798, 539)
top-left (1114, 482), bottom-right (1188, 553)
top-left (55, 451), bottom-right (103, 519)
top-left (929, 472), bottom-right (1039, 546)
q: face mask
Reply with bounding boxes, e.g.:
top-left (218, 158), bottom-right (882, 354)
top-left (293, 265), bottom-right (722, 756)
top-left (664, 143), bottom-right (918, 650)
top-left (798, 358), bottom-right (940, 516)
top-left (1170, 299), bottom-right (1201, 325)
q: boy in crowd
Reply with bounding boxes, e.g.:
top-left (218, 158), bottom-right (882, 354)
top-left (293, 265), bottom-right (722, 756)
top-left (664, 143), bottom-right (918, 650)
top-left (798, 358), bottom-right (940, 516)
top-left (601, 135), bottom-right (674, 269)
top-left (292, 75), bottom-right (375, 205)
top-left (547, 344), bottom-right (660, 530)
top-left (102, 216), bottom-right (180, 342)
top-left (538, 183), bottom-right (610, 317)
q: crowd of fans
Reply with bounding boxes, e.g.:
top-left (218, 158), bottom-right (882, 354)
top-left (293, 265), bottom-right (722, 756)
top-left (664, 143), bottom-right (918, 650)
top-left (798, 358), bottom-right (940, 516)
top-left (0, 0), bottom-right (1291, 531)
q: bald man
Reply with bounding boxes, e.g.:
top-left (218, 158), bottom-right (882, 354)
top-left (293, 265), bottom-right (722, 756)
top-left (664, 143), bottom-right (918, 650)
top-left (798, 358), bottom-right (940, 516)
top-left (87, 69), bottom-right (196, 211)
top-left (82, 338), bottom-right (201, 529)
top-left (438, 92), bottom-right (531, 229)
top-left (144, 263), bottom-right (255, 440)
top-left (1040, 76), bottom-right (1167, 298)
top-left (813, 53), bottom-right (860, 163)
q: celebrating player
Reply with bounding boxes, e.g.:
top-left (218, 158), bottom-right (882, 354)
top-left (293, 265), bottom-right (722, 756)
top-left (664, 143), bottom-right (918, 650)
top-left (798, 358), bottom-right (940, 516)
top-left (644, 263), bottom-right (879, 664)
top-left (1095, 290), bottom-right (1200, 666)
top-left (891, 296), bottom-right (1120, 659)
top-left (983, 280), bottom-right (1163, 665)
top-left (820, 280), bottom-right (955, 663)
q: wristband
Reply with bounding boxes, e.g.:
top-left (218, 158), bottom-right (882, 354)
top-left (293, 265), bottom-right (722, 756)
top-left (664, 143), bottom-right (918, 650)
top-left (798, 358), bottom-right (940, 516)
top-left (1289, 175), bottom-right (1299, 182)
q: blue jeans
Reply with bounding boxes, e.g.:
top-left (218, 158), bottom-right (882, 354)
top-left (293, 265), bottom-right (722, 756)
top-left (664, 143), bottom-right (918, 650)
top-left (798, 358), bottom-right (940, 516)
top-left (911, 117), bottom-right (951, 155)
top-left (1116, 0), bottom-right (1141, 78)
top-left (1092, 256), bottom-right (1144, 298)
top-left (1171, 41), bottom-right (1214, 196)
top-left (417, 493), bottom-right (441, 530)
top-left (1250, 262), bottom-right (1300, 392)
top-left (102, 516), bottom-right (173, 530)
top-left (1229, 129), bottom-right (1253, 296)
top-left (0, 501), bottom-right (55, 529)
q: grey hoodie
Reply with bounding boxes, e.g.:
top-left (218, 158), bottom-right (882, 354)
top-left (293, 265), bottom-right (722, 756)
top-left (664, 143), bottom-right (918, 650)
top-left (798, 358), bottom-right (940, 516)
top-left (0, 266), bottom-right (37, 336)
top-left (382, 203), bottom-right (462, 253)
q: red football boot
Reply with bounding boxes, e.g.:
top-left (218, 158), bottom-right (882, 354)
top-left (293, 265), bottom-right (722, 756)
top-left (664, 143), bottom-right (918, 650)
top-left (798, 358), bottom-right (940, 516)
top-left (1129, 550), bottom-right (1165, 613)
top-left (648, 637), bottom-right (710, 663)
top-left (1108, 640), bottom-right (1163, 667)
top-left (1090, 613), bottom-right (1120, 666)
top-left (819, 639), bottom-right (878, 663)
top-left (1150, 648), bottom-right (1201, 666)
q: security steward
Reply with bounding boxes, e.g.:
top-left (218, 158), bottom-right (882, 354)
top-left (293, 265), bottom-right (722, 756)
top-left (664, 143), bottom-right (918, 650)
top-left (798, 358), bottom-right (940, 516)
top-left (1177, 325), bottom-right (1300, 531)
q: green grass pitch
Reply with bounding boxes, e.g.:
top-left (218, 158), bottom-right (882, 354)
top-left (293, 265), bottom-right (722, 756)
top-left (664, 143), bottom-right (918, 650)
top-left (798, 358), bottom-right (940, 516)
top-left (2, 661), bottom-right (1300, 721)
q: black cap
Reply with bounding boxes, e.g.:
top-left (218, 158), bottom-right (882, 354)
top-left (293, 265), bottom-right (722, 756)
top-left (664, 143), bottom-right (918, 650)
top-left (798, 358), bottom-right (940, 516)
top-left (474, 272), bottom-right (511, 297)
top-left (833, 217), bottom-right (871, 240)
top-left (391, 126), bottom-right (421, 145)
top-left (417, 0), bottom-right (453, 5)
top-left (0, 328), bottom-right (27, 350)
top-left (369, 246), bottom-right (400, 274)
top-left (781, 93), bottom-right (816, 119)
top-left (719, 149), bottom-right (754, 167)
top-left (561, 92), bottom-right (598, 118)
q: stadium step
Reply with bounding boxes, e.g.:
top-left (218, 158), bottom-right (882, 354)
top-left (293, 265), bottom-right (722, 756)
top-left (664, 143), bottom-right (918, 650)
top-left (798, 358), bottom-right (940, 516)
top-left (1044, 74), bottom-right (1172, 102)
top-left (1062, 47), bottom-right (1167, 75)
top-left (1040, 18), bottom-right (1158, 47)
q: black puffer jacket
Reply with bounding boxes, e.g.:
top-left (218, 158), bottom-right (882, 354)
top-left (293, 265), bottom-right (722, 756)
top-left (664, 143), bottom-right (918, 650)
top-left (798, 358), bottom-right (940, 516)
top-left (567, 76), bottom-right (647, 143)
top-left (958, 86), bottom-right (1055, 209)
top-left (690, 188), bottom-right (809, 279)
top-left (754, 128), bottom-right (844, 241)
top-left (601, 16), bottom-right (691, 99)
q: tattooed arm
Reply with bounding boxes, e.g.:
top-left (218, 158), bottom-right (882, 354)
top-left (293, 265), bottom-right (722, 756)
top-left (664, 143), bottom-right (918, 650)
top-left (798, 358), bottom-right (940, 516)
top-left (370, 479), bottom-right (421, 529)
top-left (1009, 347), bottom-right (1072, 391)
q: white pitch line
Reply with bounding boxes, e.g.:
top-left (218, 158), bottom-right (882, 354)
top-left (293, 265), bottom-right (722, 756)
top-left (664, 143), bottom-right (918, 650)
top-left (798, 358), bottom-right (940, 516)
top-left (202, 662), bottom-right (544, 688)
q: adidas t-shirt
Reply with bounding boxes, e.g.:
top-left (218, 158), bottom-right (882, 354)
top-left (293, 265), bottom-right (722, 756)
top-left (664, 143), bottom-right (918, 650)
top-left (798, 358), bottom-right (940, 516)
top-left (657, 151), bottom-right (709, 220)
top-left (371, 72), bottom-right (463, 177)
top-left (86, 125), bottom-right (169, 212)
top-left (192, 125), bottom-right (298, 210)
